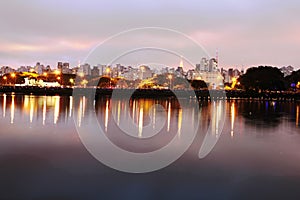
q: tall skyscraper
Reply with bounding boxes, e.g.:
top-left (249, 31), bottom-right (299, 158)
top-left (201, 58), bottom-right (208, 71)
top-left (196, 64), bottom-right (201, 72)
top-left (208, 58), bottom-right (218, 72)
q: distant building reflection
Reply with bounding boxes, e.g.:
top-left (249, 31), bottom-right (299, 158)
top-left (105, 99), bottom-right (109, 132)
top-left (231, 102), bottom-right (236, 138)
top-left (138, 107), bottom-right (143, 138)
top-left (96, 98), bottom-right (182, 138)
top-left (211, 101), bottom-right (224, 138)
top-left (167, 101), bottom-right (171, 132)
top-left (43, 96), bottom-right (46, 125)
top-left (29, 96), bottom-right (34, 123)
top-left (0, 94), bottom-right (298, 135)
top-left (10, 95), bottom-right (15, 124)
top-left (69, 96), bottom-right (73, 117)
top-left (3, 94), bottom-right (6, 117)
top-left (178, 108), bottom-right (182, 137)
top-left (53, 96), bottom-right (60, 124)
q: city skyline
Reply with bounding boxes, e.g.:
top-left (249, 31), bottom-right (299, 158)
top-left (1, 57), bottom-right (298, 90)
top-left (0, 0), bottom-right (300, 69)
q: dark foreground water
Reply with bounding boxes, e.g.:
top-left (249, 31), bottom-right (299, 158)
top-left (0, 94), bottom-right (300, 199)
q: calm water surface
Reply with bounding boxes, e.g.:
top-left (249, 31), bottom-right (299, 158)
top-left (0, 94), bottom-right (300, 199)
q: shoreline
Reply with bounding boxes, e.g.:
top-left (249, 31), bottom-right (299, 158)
top-left (0, 86), bottom-right (299, 101)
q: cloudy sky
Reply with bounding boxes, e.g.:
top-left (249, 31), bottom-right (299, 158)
top-left (0, 0), bottom-right (299, 69)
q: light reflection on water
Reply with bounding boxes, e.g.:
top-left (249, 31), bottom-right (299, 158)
top-left (1, 94), bottom-right (300, 198)
top-left (1, 94), bottom-right (299, 158)
top-left (10, 94), bottom-right (14, 124)
top-left (0, 94), bottom-right (299, 136)
top-left (2, 94), bottom-right (6, 118)
top-left (231, 102), bottom-right (235, 138)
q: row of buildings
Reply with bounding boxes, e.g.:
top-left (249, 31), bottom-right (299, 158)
top-left (1, 59), bottom-right (295, 88)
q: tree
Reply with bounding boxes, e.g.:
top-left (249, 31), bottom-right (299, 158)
top-left (240, 66), bottom-right (286, 91)
top-left (97, 76), bottom-right (116, 88)
top-left (190, 80), bottom-right (208, 90)
top-left (285, 69), bottom-right (300, 89)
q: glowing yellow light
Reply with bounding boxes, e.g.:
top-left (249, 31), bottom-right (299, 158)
top-left (11, 73), bottom-right (16, 78)
top-left (43, 72), bottom-right (48, 76)
top-left (225, 86), bottom-right (232, 90)
top-left (30, 68), bottom-right (35, 72)
top-left (226, 77), bottom-right (238, 90)
top-left (3, 76), bottom-right (7, 80)
top-left (106, 67), bottom-right (111, 75)
top-left (81, 79), bottom-right (88, 85)
top-left (54, 70), bottom-right (61, 75)
top-left (168, 74), bottom-right (173, 80)
top-left (57, 76), bottom-right (61, 80)
top-left (69, 78), bottom-right (74, 84)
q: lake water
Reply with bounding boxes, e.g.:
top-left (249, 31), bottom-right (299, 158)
top-left (0, 94), bottom-right (300, 199)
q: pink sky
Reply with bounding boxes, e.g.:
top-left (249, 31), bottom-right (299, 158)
top-left (0, 0), bottom-right (299, 70)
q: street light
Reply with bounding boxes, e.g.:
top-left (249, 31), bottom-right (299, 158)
top-left (81, 79), bottom-right (88, 88)
top-left (57, 76), bottom-right (61, 86)
top-left (69, 78), bottom-right (74, 87)
top-left (43, 72), bottom-right (48, 82)
top-left (3, 76), bottom-right (7, 85)
top-left (11, 73), bottom-right (16, 87)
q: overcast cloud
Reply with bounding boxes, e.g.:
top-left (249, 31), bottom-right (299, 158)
top-left (0, 0), bottom-right (299, 69)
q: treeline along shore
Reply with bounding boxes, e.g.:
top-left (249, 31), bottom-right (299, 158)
top-left (0, 86), bottom-right (300, 101)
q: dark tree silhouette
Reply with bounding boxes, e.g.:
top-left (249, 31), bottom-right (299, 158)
top-left (61, 74), bottom-right (76, 86)
top-left (190, 80), bottom-right (208, 89)
top-left (240, 66), bottom-right (286, 91)
top-left (285, 69), bottom-right (300, 88)
top-left (97, 76), bottom-right (115, 88)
